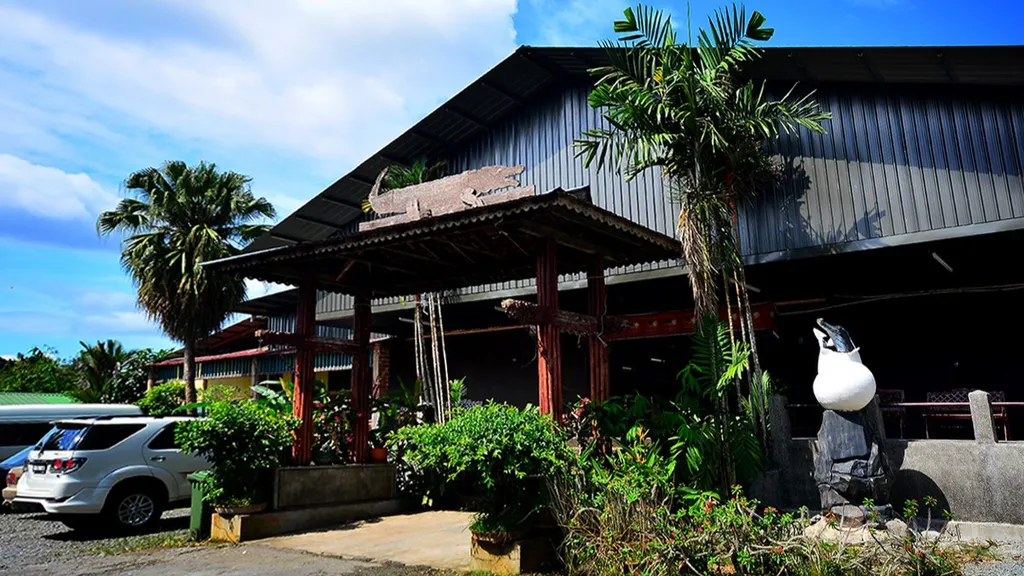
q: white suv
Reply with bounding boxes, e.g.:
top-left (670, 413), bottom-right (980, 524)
top-left (15, 416), bottom-right (208, 532)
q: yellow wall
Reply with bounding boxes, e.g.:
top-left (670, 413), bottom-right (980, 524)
top-left (197, 376), bottom-right (254, 399)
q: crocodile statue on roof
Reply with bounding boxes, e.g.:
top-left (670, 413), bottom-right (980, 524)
top-left (359, 165), bottom-right (536, 231)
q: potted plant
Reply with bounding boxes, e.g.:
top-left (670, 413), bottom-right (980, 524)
top-left (369, 397), bottom-right (399, 463)
top-left (177, 399), bottom-right (298, 515)
top-left (390, 402), bottom-right (572, 543)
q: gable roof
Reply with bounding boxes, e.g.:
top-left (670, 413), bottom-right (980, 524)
top-left (244, 45), bottom-right (1024, 257)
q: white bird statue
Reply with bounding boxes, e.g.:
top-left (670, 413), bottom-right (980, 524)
top-left (812, 318), bottom-right (876, 412)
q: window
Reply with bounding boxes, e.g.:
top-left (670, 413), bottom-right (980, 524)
top-left (78, 424), bottom-right (145, 450)
top-left (147, 423), bottom-right (178, 450)
top-left (40, 424), bottom-right (89, 451)
top-left (0, 423), bottom-right (54, 446)
top-left (41, 423), bottom-right (145, 451)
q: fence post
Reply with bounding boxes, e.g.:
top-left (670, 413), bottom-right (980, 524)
top-left (968, 390), bottom-right (997, 443)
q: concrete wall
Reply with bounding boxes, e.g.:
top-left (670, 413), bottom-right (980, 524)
top-left (765, 392), bottom-right (1024, 524)
top-left (772, 439), bottom-right (1024, 524)
top-left (273, 464), bottom-right (397, 510)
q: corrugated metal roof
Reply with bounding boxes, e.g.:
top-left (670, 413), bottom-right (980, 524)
top-left (245, 45), bottom-right (1024, 255)
top-left (0, 392), bottom-right (79, 405)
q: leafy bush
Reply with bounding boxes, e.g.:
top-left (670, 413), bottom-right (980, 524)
top-left (389, 402), bottom-right (572, 533)
top-left (551, 476), bottom-right (981, 576)
top-left (0, 347), bottom-right (78, 394)
top-left (176, 400), bottom-right (298, 505)
top-left (138, 381), bottom-right (186, 415)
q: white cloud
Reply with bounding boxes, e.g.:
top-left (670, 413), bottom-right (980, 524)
top-left (0, 154), bottom-right (118, 220)
top-left (0, 1), bottom-right (519, 164)
top-left (83, 310), bottom-right (156, 333)
top-left (77, 291), bottom-right (137, 310)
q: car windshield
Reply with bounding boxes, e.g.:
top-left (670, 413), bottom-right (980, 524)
top-left (39, 423), bottom-right (89, 452)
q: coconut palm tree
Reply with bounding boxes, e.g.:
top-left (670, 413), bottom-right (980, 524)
top-left (576, 3), bottom-right (829, 322)
top-left (73, 339), bottom-right (135, 403)
top-left (98, 161), bottom-right (275, 409)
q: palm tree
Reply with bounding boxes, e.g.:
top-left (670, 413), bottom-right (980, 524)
top-left (73, 340), bottom-right (135, 403)
top-left (98, 161), bottom-right (275, 409)
top-left (576, 3), bottom-right (830, 472)
top-left (576, 3), bottom-right (829, 322)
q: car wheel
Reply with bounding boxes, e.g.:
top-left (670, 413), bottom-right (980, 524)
top-left (104, 485), bottom-right (163, 533)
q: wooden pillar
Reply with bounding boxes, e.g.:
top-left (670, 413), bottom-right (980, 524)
top-left (587, 259), bottom-right (610, 403)
top-left (351, 293), bottom-right (372, 463)
top-left (372, 342), bottom-right (390, 399)
top-left (536, 239), bottom-right (563, 418)
top-left (292, 279), bottom-right (317, 464)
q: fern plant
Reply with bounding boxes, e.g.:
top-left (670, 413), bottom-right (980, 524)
top-left (671, 318), bottom-right (765, 493)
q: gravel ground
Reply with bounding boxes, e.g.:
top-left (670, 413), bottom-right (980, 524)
top-left (0, 507), bottom-right (191, 572)
top-left (964, 540), bottom-right (1024, 576)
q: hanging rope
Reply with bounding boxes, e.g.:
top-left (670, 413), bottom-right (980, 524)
top-left (436, 293), bottom-right (451, 415)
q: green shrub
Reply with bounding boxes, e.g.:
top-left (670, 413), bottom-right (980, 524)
top-left (137, 381), bottom-right (186, 416)
top-left (389, 402), bottom-right (572, 533)
top-left (176, 400), bottom-right (298, 505)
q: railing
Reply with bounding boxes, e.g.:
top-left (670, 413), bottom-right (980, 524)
top-left (781, 393), bottom-right (1019, 442)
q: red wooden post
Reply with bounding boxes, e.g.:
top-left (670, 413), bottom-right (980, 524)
top-left (587, 259), bottom-right (610, 403)
top-left (536, 239), bottom-right (563, 418)
top-left (292, 279), bottom-right (317, 464)
top-left (351, 293), bottom-right (372, 463)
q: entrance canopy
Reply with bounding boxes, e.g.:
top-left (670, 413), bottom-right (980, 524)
top-left (206, 189), bottom-right (679, 297)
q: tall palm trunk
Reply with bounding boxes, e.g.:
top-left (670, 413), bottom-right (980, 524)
top-left (182, 338), bottom-right (197, 415)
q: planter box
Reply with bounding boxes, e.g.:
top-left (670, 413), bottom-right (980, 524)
top-left (469, 534), bottom-right (559, 575)
top-left (273, 463), bottom-right (397, 510)
top-left (211, 498), bottom-right (404, 543)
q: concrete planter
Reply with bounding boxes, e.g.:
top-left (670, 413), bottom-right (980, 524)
top-left (469, 532), bottom-right (559, 575)
top-left (273, 463), bottom-right (397, 510)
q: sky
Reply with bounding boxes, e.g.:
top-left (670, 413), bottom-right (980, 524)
top-left (0, 0), bottom-right (1021, 359)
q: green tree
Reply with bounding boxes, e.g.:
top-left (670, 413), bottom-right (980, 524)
top-left (71, 339), bottom-right (136, 403)
top-left (577, 3), bottom-right (828, 318)
top-left (0, 347), bottom-right (78, 394)
top-left (97, 161), bottom-right (275, 410)
top-left (576, 3), bottom-right (828, 454)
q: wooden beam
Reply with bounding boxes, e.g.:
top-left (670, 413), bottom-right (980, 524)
top-left (380, 246), bottom-right (458, 268)
top-left (335, 259), bottom-right (359, 283)
top-left (606, 303), bottom-right (776, 341)
top-left (319, 195), bottom-right (363, 210)
top-left (256, 330), bottom-right (361, 355)
top-left (480, 81), bottom-right (525, 106)
top-left (294, 214), bottom-right (347, 230)
top-left (270, 232), bottom-right (302, 244)
top-left (443, 106), bottom-right (489, 130)
top-left (348, 173), bottom-right (376, 187)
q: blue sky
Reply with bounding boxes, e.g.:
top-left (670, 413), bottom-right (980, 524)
top-left (0, 0), bottom-right (1021, 359)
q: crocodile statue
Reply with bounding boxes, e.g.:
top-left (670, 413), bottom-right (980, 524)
top-left (359, 165), bottom-right (536, 231)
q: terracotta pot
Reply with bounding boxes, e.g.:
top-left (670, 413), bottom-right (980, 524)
top-left (369, 447), bottom-right (389, 463)
top-left (214, 502), bottom-right (267, 516)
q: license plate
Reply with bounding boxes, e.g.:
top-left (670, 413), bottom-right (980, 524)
top-left (31, 463), bottom-right (46, 474)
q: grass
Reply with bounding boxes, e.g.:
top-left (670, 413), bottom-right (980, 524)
top-left (89, 530), bottom-right (205, 556)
